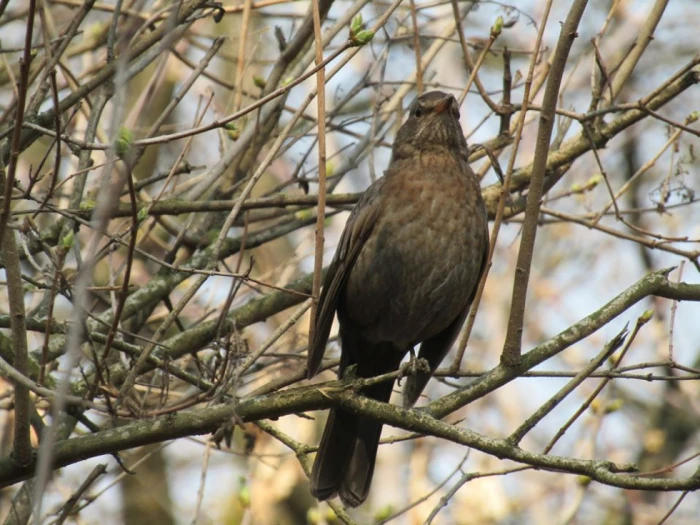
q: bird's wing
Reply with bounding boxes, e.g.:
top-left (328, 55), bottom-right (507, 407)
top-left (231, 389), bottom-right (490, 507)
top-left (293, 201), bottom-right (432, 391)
top-left (403, 219), bottom-right (490, 407)
top-left (307, 179), bottom-right (385, 378)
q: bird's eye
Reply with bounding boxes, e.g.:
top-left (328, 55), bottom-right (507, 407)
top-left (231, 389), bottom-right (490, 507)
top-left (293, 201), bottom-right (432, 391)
top-left (413, 106), bottom-right (423, 118)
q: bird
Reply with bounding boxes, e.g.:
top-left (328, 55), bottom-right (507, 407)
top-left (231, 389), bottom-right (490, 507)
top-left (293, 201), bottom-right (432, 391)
top-left (307, 90), bottom-right (489, 507)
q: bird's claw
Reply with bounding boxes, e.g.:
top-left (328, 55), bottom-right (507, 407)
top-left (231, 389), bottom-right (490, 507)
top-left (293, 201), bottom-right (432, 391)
top-left (397, 362), bottom-right (409, 386)
top-left (398, 353), bottom-right (430, 386)
top-left (415, 357), bottom-right (431, 374)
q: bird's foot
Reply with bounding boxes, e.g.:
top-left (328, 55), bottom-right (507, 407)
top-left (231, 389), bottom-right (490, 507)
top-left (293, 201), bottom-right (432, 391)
top-left (398, 351), bottom-right (430, 385)
top-left (341, 363), bottom-right (359, 381)
top-left (415, 357), bottom-right (431, 374)
top-left (315, 364), bottom-right (359, 397)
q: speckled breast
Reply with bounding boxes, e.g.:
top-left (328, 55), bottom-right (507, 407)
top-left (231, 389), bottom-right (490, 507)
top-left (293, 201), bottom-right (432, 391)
top-left (342, 157), bottom-right (488, 348)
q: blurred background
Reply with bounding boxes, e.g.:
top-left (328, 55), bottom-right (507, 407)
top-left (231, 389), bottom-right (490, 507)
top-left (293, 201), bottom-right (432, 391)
top-left (0, 0), bottom-right (698, 523)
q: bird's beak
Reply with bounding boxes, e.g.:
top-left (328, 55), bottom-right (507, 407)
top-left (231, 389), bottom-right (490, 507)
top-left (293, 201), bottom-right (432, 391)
top-left (434, 96), bottom-right (452, 114)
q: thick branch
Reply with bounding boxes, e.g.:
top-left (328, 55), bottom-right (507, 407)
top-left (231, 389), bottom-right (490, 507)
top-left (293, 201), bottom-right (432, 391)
top-left (502, 0), bottom-right (589, 365)
top-left (0, 226), bottom-right (32, 466)
top-left (1, 367), bottom-right (698, 492)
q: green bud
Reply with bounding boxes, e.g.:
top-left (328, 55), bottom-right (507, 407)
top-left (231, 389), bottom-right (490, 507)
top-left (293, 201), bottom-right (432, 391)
top-left (639, 309), bottom-right (654, 323)
top-left (224, 122), bottom-right (240, 140)
top-left (295, 209), bottom-right (313, 221)
top-left (577, 475), bottom-right (592, 486)
top-left (79, 199), bottom-right (96, 210)
top-left (351, 30), bottom-right (375, 46)
top-left (325, 507), bottom-right (337, 521)
top-left (306, 508), bottom-right (321, 525)
top-left (604, 399), bottom-right (624, 414)
top-left (491, 15), bottom-right (504, 38)
top-left (350, 14), bottom-right (363, 35)
top-left (687, 111), bottom-right (699, 124)
top-left (373, 504), bottom-right (394, 521)
top-left (61, 231), bottom-right (74, 249)
top-left (253, 75), bottom-right (266, 89)
top-left (237, 478), bottom-right (250, 508)
top-left (587, 174), bottom-right (602, 187)
top-left (87, 22), bottom-right (104, 41)
top-left (137, 207), bottom-right (148, 223)
top-left (114, 127), bottom-right (133, 159)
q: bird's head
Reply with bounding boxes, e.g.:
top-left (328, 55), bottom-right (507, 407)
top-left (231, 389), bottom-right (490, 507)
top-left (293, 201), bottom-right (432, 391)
top-left (391, 91), bottom-right (468, 162)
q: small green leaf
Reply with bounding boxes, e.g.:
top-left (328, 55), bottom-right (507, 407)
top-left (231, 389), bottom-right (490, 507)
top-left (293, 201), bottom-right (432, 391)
top-left (253, 75), bottom-right (266, 89)
top-left (137, 207), bottom-right (148, 223)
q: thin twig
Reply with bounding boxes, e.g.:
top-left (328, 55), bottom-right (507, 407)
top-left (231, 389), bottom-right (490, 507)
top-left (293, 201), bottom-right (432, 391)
top-left (542, 310), bottom-right (651, 454)
top-left (54, 464), bottom-right (107, 525)
top-left (508, 328), bottom-right (628, 446)
top-left (308, 0), bottom-right (328, 362)
top-left (409, 0), bottom-right (423, 95)
top-left (667, 262), bottom-right (684, 361)
top-left (0, 0), bottom-right (36, 249)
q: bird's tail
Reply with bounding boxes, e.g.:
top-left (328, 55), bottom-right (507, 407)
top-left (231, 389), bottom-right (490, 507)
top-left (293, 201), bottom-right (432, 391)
top-left (310, 377), bottom-right (394, 507)
top-left (310, 345), bottom-right (399, 507)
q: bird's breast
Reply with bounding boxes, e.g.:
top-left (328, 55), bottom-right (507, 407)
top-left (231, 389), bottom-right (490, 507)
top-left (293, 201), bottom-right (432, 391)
top-left (342, 162), bottom-right (487, 347)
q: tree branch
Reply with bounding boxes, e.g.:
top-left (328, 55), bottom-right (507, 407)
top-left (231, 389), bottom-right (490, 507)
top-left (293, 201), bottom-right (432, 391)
top-left (502, 0), bottom-right (590, 366)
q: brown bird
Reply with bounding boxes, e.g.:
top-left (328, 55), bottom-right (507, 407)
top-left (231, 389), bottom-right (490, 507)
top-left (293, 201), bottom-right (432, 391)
top-left (307, 90), bottom-right (489, 507)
